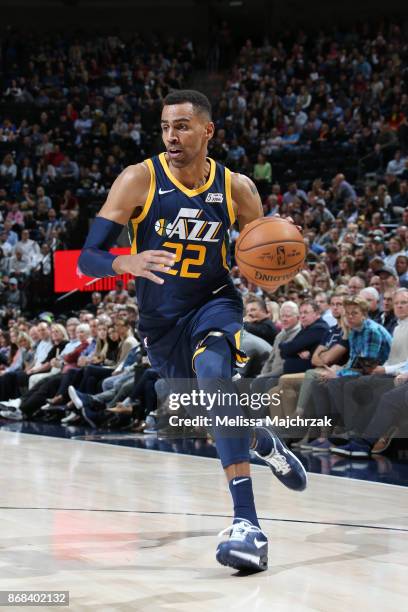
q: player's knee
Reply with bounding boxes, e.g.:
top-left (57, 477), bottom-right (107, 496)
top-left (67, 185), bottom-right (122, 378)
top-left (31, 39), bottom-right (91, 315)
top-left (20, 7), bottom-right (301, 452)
top-left (195, 349), bottom-right (221, 379)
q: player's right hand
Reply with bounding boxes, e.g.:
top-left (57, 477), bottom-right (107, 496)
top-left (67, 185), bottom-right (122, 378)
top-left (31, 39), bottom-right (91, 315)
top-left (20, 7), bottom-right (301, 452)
top-left (112, 250), bottom-right (176, 284)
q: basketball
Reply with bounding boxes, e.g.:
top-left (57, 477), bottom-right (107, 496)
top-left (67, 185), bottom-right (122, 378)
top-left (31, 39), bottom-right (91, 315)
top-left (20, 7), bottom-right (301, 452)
top-left (235, 217), bottom-right (306, 289)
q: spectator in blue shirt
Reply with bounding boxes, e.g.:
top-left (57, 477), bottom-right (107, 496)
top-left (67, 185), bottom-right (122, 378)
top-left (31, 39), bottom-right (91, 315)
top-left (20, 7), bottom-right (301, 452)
top-left (302, 295), bottom-right (392, 450)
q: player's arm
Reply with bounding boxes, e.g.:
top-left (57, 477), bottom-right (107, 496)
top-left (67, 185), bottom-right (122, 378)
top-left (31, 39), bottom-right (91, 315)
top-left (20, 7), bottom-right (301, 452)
top-left (231, 173), bottom-right (263, 231)
top-left (78, 163), bottom-right (176, 284)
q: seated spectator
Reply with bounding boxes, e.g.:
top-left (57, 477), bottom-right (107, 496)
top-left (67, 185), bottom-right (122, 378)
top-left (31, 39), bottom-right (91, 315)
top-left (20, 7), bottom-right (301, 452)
top-left (22, 321), bottom-right (52, 382)
top-left (380, 290), bottom-right (398, 335)
top-left (284, 293), bottom-right (349, 438)
top-left (329, 288), bottom-right (408, 456)
top-left (279, 300), bottom-right (329, 374)
top-left (0, 331), bottom-right (34, 400)
top-left (88, 323), bottom-right (120, 366)
top-left (383, 236), bottom-right (405, 269)
top-left (396, 255), bottom-right (408, 287)
top-left (253, 153), bottom-right (272, 190)
top-left (13, 229), bottom-right (41, 261)
top-left (68, 363), bottom-right (157, 431)
top-left (244, 296), bottom-right (278, 345)
top-left (1, 277), bottom-right (26, 313)
top-left (27, 323), bottom-right (69, 389)
top-left (377, 266), bottom-right (399, 294)
top-left (386, 150), bottom-right (406, 177)
top-left (105, 279), bottom-right (128, 303)
top-left (359, 287), bottom-right (383, 325)
top-left (282, 182), bottom-right (307, 206)
top-left (251, 301), bottom-right (301, 394)
top-left (8, 249), bottom-right (31, 278)
top-left (337, 375), bottom-right (408, 457)
top-left (56, 317), bottom-right (138, 400)
top-left (332, 174), bottom-right (356, 208)
top-left (60, 344), bottom-right (143, 426)
top-left (302, 295), bottom-right (392, 450)
top-left (347, 276), bottom-right (366, 296)
top-left (85, 292), bottom-right (103, 315)
top-left (0, 323), bottom-right (91, 420)
top-left (314, 291), bottom-right (337, 328)
top-left (0, 330), bottom-right (11, 367)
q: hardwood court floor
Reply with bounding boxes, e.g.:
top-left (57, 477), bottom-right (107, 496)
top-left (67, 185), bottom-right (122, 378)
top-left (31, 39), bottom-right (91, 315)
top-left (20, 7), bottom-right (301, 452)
top-left (0, 430), bottom-right (407, 611)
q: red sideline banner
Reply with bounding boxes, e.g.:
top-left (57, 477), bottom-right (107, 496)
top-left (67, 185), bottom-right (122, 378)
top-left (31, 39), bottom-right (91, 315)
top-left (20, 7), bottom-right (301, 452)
top-left (54, 248), bottom-right (131, 293)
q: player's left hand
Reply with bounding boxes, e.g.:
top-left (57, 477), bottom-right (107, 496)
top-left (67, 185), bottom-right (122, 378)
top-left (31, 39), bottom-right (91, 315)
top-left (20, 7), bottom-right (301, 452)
top-left (273, 214), bottom-right (302, 233)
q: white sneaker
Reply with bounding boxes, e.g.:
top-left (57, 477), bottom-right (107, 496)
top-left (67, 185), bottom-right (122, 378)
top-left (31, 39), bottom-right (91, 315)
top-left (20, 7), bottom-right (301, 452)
top-left (0, 398), bottom-right (21, 409)
top-left (61, 411), bottom-right (80, 425)
top-left (0, 408), bottom-right (23, 421)
top-left (216, 520), bottom-right (268, 571)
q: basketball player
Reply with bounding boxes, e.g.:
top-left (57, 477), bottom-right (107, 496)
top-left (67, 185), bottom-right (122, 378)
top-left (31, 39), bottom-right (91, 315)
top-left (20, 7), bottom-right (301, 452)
top-left (78, 90), bottom-right (307, 572)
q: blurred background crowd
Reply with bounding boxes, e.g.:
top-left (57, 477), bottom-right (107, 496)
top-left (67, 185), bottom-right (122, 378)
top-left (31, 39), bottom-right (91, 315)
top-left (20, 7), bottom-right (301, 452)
top-left (0, 19), bottom-right (408, 451)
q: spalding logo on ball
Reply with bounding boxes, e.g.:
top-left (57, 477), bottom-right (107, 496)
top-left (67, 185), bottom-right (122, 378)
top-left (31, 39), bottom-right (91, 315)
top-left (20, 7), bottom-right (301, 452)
top-left (235, 217), bottom-right (306, 289)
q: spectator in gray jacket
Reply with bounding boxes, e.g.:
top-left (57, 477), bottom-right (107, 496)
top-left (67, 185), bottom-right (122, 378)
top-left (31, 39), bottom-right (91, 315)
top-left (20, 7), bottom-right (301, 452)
top-left (251, 301), bottom-right (301, 394)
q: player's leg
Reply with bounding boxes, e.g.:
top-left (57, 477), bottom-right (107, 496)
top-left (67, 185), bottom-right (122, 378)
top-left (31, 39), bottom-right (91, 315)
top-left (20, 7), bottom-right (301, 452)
top-left (194, 333), bottom-right (268, 571)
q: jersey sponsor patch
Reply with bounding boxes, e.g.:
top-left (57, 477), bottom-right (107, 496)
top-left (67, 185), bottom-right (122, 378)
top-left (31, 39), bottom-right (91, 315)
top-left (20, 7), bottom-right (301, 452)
top-left (205, 192), bottom-right (223, 204)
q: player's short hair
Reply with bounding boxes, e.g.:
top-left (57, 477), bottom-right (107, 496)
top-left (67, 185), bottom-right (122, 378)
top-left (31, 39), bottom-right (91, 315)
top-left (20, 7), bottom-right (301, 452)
top-left (163, 89), bottom-right (212, 119)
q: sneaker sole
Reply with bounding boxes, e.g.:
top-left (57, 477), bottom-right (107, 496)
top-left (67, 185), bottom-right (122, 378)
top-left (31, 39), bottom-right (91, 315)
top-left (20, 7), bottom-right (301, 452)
top-left (371, 429), bottom-right (398, 454)
top-left (61, 416), bottom-right (80, 425)
top-left (216, 549), bottom-right (268, 572)
top-left (331, 447), bottom-right (352, 457)
top-left (371, 447), bottom-right (388, 455)
top-left (291, 441), bottom-right (308, 448)
top-left (299, 443), bottom-right (316, 450)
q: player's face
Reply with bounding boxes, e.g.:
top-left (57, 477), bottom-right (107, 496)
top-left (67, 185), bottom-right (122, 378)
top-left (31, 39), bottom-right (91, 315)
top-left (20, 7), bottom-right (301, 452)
top-left (161, 103), bottom-right (214, 168)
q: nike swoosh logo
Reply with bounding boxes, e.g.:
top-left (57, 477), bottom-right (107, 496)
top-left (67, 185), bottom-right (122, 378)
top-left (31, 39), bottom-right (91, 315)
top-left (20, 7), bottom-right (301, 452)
top-left (254, 538), bottom-right (267, 549)
top-left (159, 188), bottom-right (175, 195)
top-left (232, 478), bottom-right (249, 486)
top-left (212, 284), bottom-right (228, 294)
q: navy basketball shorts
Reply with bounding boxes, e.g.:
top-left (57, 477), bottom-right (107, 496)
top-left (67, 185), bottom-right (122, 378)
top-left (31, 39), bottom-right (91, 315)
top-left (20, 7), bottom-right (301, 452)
top-left (140, 293), bottom-right (247, 381)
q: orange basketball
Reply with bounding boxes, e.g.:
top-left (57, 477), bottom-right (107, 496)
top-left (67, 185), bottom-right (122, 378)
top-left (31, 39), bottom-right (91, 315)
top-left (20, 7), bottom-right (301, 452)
top-left (235, 217), bottom-right (306, 289)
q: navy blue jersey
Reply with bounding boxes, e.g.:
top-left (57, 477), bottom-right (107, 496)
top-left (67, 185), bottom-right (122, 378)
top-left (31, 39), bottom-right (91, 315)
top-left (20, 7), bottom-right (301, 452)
top-left (129, 153), bottom-right (237, 329)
